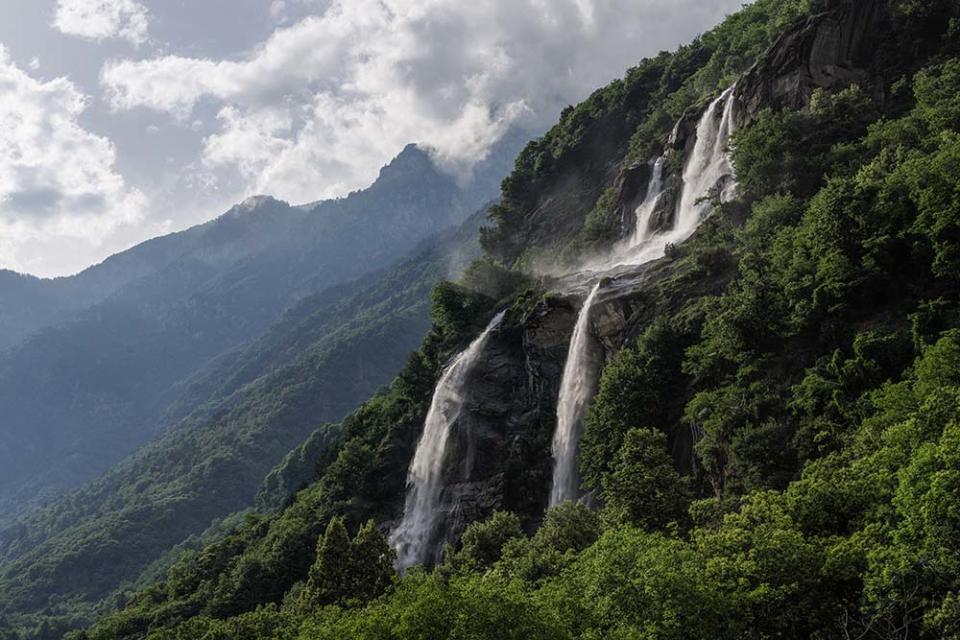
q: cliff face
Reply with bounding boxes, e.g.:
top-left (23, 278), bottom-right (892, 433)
top-left (735, 0), bottom-right (882, 119)
top-left (427, 250), bottom-right (737, 541)
top-left (425, 302), bottom-right (576, 544)
top-left (424, 0), bottom-right (899, 538)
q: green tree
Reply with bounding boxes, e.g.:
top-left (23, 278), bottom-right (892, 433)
top-left (498, 502), bottom-right (601, 583)
top-left (601, 428), bottom-right (689, 530)
top-left (302, 518), bottom-right (352, 608)
top-left (449, 511), bottom-right (524, 572)
top-left (581, 319), bottom-right (689, 489)
top-left (349, 520), bottom-right (396, 603)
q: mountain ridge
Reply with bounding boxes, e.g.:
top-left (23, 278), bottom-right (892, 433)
top-left (0, 136), bottom-right (525, 523)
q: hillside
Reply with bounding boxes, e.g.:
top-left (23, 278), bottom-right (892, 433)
top-left (0, 139), bottom-right (525, 524)
top-left (4, 0), bottom-right (960, 638)
top-left (0, 205), bottom-right (493, 635)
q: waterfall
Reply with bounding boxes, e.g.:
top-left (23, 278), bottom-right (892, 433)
top-left (675, 84), bottom-right (738, 236)
top-left (391, 311), bottom-right (505, 569)
top-left (548, 86), bottom-right (738, 506)
top-left (549, 283), bottom-right (602, 507)
top-left (630, 156), bottom-right (666, 246)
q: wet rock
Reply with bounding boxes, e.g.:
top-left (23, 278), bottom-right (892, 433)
top-left (428, 303), bottom-right (578, 550)
top-left (647, 176), bottom-right (682, 236)
top-left (613, 162), bottom-right (653, 237)
top-left (670, 99), bottom-right (715, 153)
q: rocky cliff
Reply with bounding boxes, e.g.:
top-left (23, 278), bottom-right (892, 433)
top-left (420, 0), bottom-right (920, 546)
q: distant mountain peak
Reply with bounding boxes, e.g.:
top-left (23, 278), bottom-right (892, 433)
top-left (375, 143), bottom-right (439, 182)
top-left (229, 195), bottom-right (289, 216)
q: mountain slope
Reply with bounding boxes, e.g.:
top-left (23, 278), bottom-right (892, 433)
top-left (0, 139), bottom-right (526, 523)
top-left (0, 209), bottom-right (486, 633)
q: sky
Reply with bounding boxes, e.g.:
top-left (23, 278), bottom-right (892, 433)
top-left (0, 0), bottom-right (744, 277)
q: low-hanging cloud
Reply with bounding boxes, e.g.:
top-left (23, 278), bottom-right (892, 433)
top-left (0, 47), bottom-right (147, 274)
top-left (101, 0), bottom-right (743, 204)
top-left (53, 0), bottom-right (151, 45)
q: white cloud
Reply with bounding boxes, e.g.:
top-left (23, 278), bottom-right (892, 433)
top-left (53, 0), bottom-right (150, 45)
top-left (269, 1), bottom-right (288, 23)
top-left (0, 46), bottom-right (147, 275)
top-left (101, 0), bottom-right (743, 204)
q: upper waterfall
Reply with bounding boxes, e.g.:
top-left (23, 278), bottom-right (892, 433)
top-left (390, 311), bottom-right (506, 569)
top-left (548, 85), bottom-right (739, 506)
top-left (676, 84), bottom-right (738, 235)
top-left (630, 156), bottom-right (666, 246)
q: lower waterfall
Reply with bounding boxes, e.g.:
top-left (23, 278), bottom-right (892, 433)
top-left (550, 282), bottom-right (603, 506)
top-left (548, 86), bottom-right (738, 506)
top-left (390, 311), bottom-right (505, 569)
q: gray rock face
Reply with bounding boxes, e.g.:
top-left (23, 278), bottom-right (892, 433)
top-left (614, 162), bottom-right (653, 238)
top-left (430, 303), bottom-right (577, 544)
top-left (736, 0), bottom-right (881, 120)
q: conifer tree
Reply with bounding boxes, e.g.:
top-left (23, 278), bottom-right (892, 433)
top-left (303, 517), bottom-right (352, 607)
top-left (349, 519), bottom-right (395, 602)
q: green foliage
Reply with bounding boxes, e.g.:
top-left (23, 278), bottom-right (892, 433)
top-left (430, 281), bottom-right (491, 339)
top-left (447, 511), bottom-right (524, 573)
top-left (460, 257), bottom-right (530, 303)
top-left (256, 425), bottom-right (342, 512)
top-left (580, 319), bottom-right (690, 489)
top-left (497, 503), bottom-right (601, 584)
top-left (348, 520), bottom-right (396, 603)
top-left (732, 86), bottom-right (878, 199)
top-left (301, 518), bottom-right (353, 608)
top-left (298, 518), bottom-right (393, 610)
top-left (601, 428), bottom-right (689, 530)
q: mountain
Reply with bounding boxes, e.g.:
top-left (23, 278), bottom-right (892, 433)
top-left (0, 137), bottom-right (526, 523)
top-left (6, 0), bottom-right (960, 638)
top-left (0, 206), bottom-right (487, 633)
top-left (0, 233), bottom-right (209, 355)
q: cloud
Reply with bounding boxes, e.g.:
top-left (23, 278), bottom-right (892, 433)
top-left (269, 1), bottom-right (288, 23)
top-left (0, 46), bottom-right (146, 275)
top-left (100, 0), bottom-right (743, 204)
top-left (53, 0), bottom-right (150, 45)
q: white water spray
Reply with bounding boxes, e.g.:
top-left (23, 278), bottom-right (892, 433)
top-left (391, 311), bottom-right (505, 569)
top-left (630, 156), bottom-right (666, 246)
top-left (549, 283), bottom-right (602, 506)
top-left (676, 84), bottom-right (738, 234)
top-left (549, 86), bottom-right (738, 506)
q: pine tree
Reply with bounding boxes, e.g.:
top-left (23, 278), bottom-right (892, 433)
top-left (302, 517), bottom-right (352, 607)
top-left (349, 519), bottom-right (395, 602)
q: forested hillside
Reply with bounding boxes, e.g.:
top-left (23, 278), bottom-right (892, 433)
top-left (5, 0), bottom-right (960, 638)
top-left (0, 208), bottom-right (489, 637)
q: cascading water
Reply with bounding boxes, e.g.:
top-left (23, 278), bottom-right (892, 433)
top-left (391, 311), bottom-right (505, 569)
top-left (629, 156), bottom-right (666, 246)
top-left (675, 84), bottom-right (738, 235)
top-left (548, 86), bottom-right (738, 506)
top-left (549, 283), bottom-right (602, 507)
top-left (392, 85), bottom-right (740, 563)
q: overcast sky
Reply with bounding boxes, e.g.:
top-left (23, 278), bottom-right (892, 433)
top-left (0, 0), bottom-right (743, 277)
